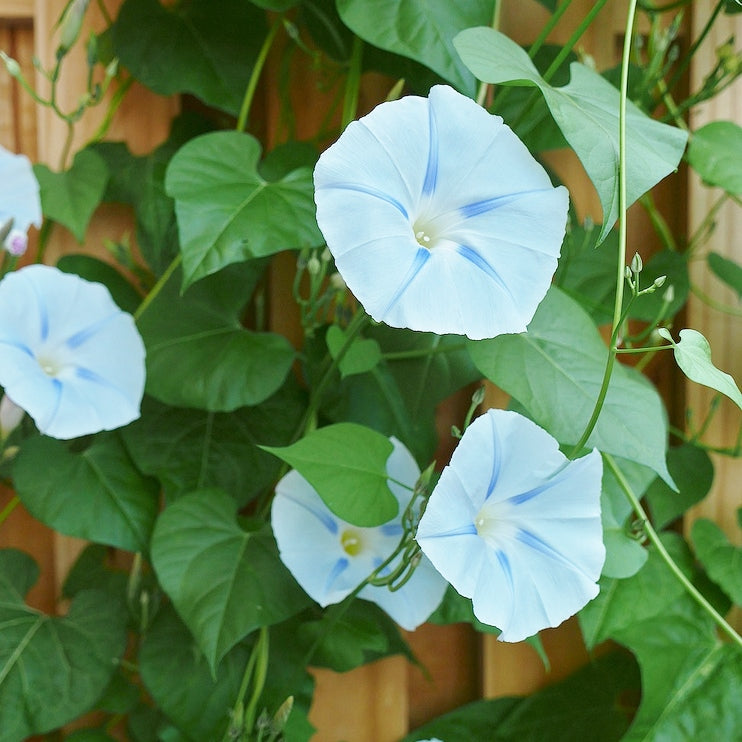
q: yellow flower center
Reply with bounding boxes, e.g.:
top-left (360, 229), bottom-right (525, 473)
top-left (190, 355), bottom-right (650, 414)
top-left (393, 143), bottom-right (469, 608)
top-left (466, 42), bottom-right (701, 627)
top-left (341, 529), bottom-right (364, 556)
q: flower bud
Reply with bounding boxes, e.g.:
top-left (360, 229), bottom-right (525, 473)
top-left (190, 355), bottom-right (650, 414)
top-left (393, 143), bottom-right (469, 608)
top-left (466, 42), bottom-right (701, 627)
top-left (0, 52), bottom-right (21, 79)
top-left (306, 255), bottom-right (321, 276)
top-left (630, 252), bottom-right (643, 274)
top-left (663, 284), bottom-right (675, 304)
top-left (4, 229), bottom-right (28, 257)
top-left (653, 275), bottom-right (667, 289)
top-left (58, 0), bottom-right (90, 54)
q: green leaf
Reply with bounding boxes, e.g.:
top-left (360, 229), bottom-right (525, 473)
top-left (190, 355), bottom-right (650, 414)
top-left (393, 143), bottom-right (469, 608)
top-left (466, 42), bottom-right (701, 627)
top-left (57, 254), bottom-right (142, 314)
top-left (13, 434), bottom-right (159, 552)
top-left (454, 28), bottom-right (688, 243)
top-left (0, 550), bottom-right (127, 742)
top-left (402, 651), bottom-right (639, 742)
top-left (122, 384), bottom-right (305, 504)
top-left (65, 731), bottom-right (117, 742)
top-left (139, 605), bottom-right (252, 741)
top-left (288, 601), bottom-right (412, 672)
top-left (62, 544), bottom-right (129, 601)
top-left (469, 287), bottom-right (674, 485)
top-left (137, 263), bottom-right (295, 411)
top-left (150, 490), bottom-right (311, 672)
top-left (326, 325), bottom-right (382, 378)
top-left (165, 131), bottom-right (322, 288)
top-left (708, 251), bottom-right (742, 299)
top-left (615, 601), bottom-right (742, 742)
top-left (33, 148), bottom-right (108, 242)
top-left (261, 423), bottom-right (398, 526)
top-left (691, 518), bottom-right (742, 605)
top-left (686, 121), bottom-right (742, 194)
top-left (579, 533), bottom-right (693, 650)
top-left (112, 0), bottom-right (266, 115)
top-left (658, 328), bottom-right (742, 411)
top-left (645, 443), bottom-right (714, 530)
top-left (428, 586), bottom-right (500, 636)
top-left (600, 458), bottom-right (655, 579)
top-left (337, 0), bottom-right (495, 96)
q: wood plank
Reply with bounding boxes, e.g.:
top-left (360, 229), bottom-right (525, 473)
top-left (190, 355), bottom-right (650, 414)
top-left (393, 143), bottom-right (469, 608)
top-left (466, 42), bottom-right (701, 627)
top-left (0, 0), bottom-right (33, 19)
top-left (686, 3), bottom-right (742, 633)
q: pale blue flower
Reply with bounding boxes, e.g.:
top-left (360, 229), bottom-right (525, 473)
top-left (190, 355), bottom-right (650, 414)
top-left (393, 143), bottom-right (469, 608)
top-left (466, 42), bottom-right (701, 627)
top-left (271, 437), bottom-right (448, 631)
top-left (416, 409), bottom-right (604, 642)
top-left (0, 145), bottom-right (41, 255)
top-left (313, 85), bottom-right (569, 340)
top-left (0, 265), bottom-right (146, 439)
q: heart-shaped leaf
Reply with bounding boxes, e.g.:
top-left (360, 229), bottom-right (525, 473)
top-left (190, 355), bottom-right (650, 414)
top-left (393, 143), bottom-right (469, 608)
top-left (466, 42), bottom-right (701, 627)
top-left (122, 384), bottom-right (305, 504)
top-left (34, 148), bottom-right (108, 242)
top-left (691, 518), bottom-right (742, 605)
top-left (659, 328), bottom-right (742, 411)
top-left (151, 490), bottom-right (311, 672)
top-left (337, 0), bottom-right (494, 96)
top-left (0, 550), bottom-right (127, 742)
top-left (454, 28), bottom-right (688, 243)
top-left (686, 121), bottom-right (742, 194)
top-left (137, 262), bottom-right (295, 411)
top-left (262, 423), bottom-right (398, 526)
top-left (469, 287), bottom-right (674, 486)
top-left (326, 325), bottom-right (382, 378)
top-left (112, 0), bottom-right (266, 115)
top-left (166, 131), bottom-right (322, 288)
top-left (707, 252), bottom-right (742, 299)
top-left (13, 434), bottom-right (158, 552)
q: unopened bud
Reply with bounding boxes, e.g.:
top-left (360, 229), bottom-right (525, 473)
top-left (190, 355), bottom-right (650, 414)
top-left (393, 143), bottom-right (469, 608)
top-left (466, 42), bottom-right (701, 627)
top-left (329, 272), bottom-right (346, 291)
top-left (631, 253), bottom-right (643, 273)
top-left (271, 696), bottom-right (294, 734)
top-left (105, 58), bottom-right (119, 79)
top-left (624, 265), bottom-right (632, 281)
top-left (653, 275), bottom-right (667, 289)
top-left (663, 284), bottom-right (675, 304)
top-left (4, 229), bottom-right (28, 257)
top-left (0, 52), bottom-right (21, 79)
top-left (306, 255), bottom-right (321, 275)
top-left (58, 0), bottom-right (90, 53)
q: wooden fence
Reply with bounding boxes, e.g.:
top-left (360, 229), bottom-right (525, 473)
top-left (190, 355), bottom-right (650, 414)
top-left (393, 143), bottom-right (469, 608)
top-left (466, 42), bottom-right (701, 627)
top-left (0, 1), bottom-right (739, 740)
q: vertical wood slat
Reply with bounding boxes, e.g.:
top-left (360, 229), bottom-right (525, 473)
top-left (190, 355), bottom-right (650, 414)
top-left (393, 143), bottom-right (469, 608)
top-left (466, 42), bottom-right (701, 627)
top-left (687, 1), bottom-right (742, 548)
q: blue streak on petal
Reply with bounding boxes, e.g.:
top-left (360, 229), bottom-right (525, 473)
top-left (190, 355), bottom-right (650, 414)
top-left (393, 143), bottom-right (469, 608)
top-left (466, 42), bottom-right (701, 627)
top-left (65, 313), bottom-right (117, 350)
top-left (423, 523), bottom-right (477, 539)
top-left (454, 244), bottom-right (514, 301)
top-left (507, 465), bottom-right (571, 506)
top-left (496, 549), bottom-right (513, 586)
top-left (381, 523), bottom-right (403, 537)
top-left (459, 190), bottom-right (545, 218)
top-left (325, 557), bottom-right (349, 592)
top-left (380, 247), bottom-right (429, 317)
top-left (282, 493), bottom-right (339, 535)
top-left (326, 182), bottom-right (408, 219)
top-left (484, 413), bottom-right (502, 502)
top-left (0, 338), bottom-right (34, 358)
top-left (27, 277), bottom-right (49, 341)
top-left (43, 377), bottom-right (63, 432)
top-left (517, 528), bottom-right (590, 578)
top-left (422, 102), bottom-right (439, 196)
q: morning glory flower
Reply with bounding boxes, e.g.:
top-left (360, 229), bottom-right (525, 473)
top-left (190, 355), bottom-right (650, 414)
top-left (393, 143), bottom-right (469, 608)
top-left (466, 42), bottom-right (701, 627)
top-left (0, 264), bottom-right (146, 439)
top-left (313, 84), bottom-right (569, 340)
top-left (0, 145), bottom-right (41, 255)
top-left (271, 437), bottom-right (448, 631)
top-left (416, 409), bottom-right (604, 642)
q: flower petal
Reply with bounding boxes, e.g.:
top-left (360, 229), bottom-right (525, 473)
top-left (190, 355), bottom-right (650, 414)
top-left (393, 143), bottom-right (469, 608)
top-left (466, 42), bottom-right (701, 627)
top-left (314, 85), bottom-right (569, 339)
top-left (0, 265), bottom-right (145, 439)
top-left (272, 436), bottom-right (447, 628)
top-left (0, 145), bottom-right (42, 236)
top-left (417, 409), bottom-right (604, 642)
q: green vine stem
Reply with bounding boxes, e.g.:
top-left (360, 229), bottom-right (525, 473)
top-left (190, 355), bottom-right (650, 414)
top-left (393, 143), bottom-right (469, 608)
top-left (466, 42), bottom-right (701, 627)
top-left (604, 454), bottom-right (742, 649)
top-left (569, 0), bottom-right (638, 457)
top-left (0, 496), bottom-right (20, 528)
top-left (341, 35), bottom-right (364, 130)
top-left (133, 253), bottom-right (181, 322)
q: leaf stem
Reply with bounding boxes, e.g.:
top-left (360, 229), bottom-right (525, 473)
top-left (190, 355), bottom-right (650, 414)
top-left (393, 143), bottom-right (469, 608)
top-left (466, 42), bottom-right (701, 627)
top-left (604, 453), bottom-right (742, 649)
top-left (0, 496), bottom-right (20, 528)
top-left (568, 0), bottom-right (638, 457)
top-left (341, 35), bottom-right (364, 129)
top-left (133, 253), bottom-right (181, 321)
top-left (236, 17), bottom-right (282, 133)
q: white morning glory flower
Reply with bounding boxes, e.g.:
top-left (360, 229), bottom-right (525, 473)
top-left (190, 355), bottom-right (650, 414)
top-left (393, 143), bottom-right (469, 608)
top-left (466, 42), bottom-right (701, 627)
top-left (271, 437), bottom-right (448, 631)
top-left (313, 84), bottom-right (569, 340)
top-left (416, 409), bottom-right (604, 643)
top-left (0, 145), bottom-right (41, 255)
top-left (0, 264), bottom-right (146, 439)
